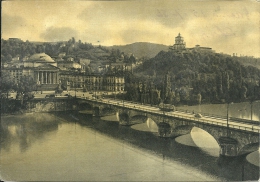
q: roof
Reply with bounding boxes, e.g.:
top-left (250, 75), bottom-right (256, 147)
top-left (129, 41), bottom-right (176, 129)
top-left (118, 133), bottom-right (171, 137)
top-left (26, 53), bottom-right (55, 63)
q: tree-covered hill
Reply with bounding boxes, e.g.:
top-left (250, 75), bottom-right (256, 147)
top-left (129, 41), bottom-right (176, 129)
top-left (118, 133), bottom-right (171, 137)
top-left (133, 50), bottom-right (260, 104)
top-left (1, 38), bottom-right (112, 62)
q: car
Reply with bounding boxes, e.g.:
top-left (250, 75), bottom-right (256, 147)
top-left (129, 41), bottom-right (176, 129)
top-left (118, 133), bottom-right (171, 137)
top-left (194, 113), bottom-right (203, 118)
top-left (45, 94), bottom-right (55, 98)
top-left (64, 94), bottom-right (69, 96)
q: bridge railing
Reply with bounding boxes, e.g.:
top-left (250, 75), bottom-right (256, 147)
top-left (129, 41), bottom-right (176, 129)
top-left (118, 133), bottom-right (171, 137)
top-left (84, 98), bottom-right (260, 133)
top-left (175, 108), bottom-right (226, 120)
top-left (163, 112), bottom-right (260, 133)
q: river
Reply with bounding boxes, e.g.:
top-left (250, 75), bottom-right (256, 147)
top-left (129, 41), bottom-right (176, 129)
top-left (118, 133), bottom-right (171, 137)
top-left (0, 102), bottom-right (259, 181)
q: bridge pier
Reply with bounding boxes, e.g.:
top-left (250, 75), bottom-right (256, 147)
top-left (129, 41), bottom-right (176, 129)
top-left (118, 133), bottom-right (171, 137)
top-left (219, 137), bottom-right (239, 156)
top-left (157, 122), bottom-right (172, 137)
top-left (92, 106), bottom-right (100, 117)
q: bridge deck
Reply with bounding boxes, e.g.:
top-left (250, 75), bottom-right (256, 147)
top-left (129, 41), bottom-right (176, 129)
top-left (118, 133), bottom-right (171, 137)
top-left (81, 97), bottom-right (260, 133)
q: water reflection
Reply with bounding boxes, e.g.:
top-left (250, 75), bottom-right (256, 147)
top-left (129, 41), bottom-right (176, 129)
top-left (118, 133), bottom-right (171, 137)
top-left (175, 127), bottom-right (219, 157)
top-left (1, 113), bottom-right (219, 181)
top-left (246, 150), bottom-right (260, 167)
top-left (190, 127), bottom-right (219, 157)
top-left (1, 113), bottom-right (59, 153)
top-left (101, 114), bottom-right (118, 122)
top-left (131, 118), bottom-right (158, 133)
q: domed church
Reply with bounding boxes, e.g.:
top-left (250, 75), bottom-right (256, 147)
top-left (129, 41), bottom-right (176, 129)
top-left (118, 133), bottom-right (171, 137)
top-left (5, 53), bottom-right (60, 91)
top-left (25, 53), bottom-right (60, 91)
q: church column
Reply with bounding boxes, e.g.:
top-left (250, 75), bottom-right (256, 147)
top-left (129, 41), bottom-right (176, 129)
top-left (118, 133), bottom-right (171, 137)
top-left (37, 72), bottom-right (40, 83)
top-left (49, 72), bottom-right (52, 84)
top-left (47, 72), bottom-right (49, 84)
top-left (55, 73), bottom-right (57, 84)
top-left (41, 71), bottom-right (44, 84)
top-left (51, 72), bottom-right (53, 84)
top-left (45, 71), bottom-right (47, 84)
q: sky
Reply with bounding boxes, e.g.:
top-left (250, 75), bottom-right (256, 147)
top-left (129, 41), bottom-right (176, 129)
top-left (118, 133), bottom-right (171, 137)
top-left (2, 0), bottom-right (260, 57)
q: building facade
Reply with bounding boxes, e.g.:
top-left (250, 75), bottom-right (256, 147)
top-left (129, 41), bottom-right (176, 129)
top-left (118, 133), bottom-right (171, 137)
top-left (60, 72), bottom-right (125, 92)
top-left (3, 53), bottom-right (60, 91)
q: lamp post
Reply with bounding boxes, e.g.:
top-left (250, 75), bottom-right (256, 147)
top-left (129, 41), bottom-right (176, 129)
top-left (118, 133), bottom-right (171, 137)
top-left (74, 84), bottom-right (76, 98)
top-left (250, 101), bottom-right (253, 121)
top-left (227, 102), bottom-right (230, 137)
top-left (226, 102), bottom-right (234, 136)
top-left (94, 86), bottom-right (96, 100)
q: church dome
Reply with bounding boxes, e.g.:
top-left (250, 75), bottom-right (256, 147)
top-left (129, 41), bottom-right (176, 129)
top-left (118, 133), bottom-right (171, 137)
top-left (27, 53), bottom-right (55, 63)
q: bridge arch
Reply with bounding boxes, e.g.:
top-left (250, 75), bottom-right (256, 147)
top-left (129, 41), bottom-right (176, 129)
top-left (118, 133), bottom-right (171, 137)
top-left (78, 103), bottom-right (92, 110)
top-left (100, 106), bottom-right (117, 116)
top-left (117, 109), bottom-right (147, 126)
top-left (238, 142), bottom-right (259, 155)
top-left (190, 126), bottom-right (220, 151)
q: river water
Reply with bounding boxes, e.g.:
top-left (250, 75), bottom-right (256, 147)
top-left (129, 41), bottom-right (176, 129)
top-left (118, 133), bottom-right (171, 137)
top-left (0, 102), bottom-right (259, 181)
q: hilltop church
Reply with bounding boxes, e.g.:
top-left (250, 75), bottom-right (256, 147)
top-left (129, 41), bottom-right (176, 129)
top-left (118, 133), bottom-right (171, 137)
top-left (169, 33), bottom-right (214, 53)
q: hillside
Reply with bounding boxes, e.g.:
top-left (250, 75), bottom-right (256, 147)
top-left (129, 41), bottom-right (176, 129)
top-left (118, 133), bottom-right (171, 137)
top-left (236, 56), bottom-right (260, 70)
top-left (133, 50), bottom-right (260, 103)
top-left (108, 42), bottom-right (169, 58)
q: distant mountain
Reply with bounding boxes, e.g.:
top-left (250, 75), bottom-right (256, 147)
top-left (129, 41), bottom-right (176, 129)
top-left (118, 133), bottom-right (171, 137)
top-left (107, 42), bottom-right (169, 58)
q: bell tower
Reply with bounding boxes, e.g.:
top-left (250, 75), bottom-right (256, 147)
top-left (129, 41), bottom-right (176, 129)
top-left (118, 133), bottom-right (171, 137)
top-left (173, 33), bottom-right (186, 50)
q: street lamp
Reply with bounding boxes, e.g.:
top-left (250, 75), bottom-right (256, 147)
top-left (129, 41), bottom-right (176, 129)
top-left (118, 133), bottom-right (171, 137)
top-left (250, 101), bottom-right (253, 121)
top-left (95, 86), bottom-right (97, 100)
top-left (226, 102), bottom-right (233, 137)
top-left (227, 103), bottom-right (230, 130)
top-left (74, 85), bottom-right (76, 98)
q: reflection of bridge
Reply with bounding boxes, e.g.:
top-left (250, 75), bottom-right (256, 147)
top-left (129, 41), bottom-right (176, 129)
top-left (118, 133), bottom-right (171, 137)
top-left (77, 98), bottom-right (260, 157)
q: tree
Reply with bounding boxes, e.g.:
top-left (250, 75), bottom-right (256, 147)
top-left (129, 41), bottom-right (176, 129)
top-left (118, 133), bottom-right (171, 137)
top-left (1, 71), bottom-right (15, 99)
top-left (174, 92), bottom-right (181, 104)
top-left (240, 85), bottom-right (247, 101)
top-left (216, 72), bottom-right (223, 99)
top-left (16, 75), bottom-right (36, 105)
top-left (222, 71), bottom-right (230, 96)
top-left (165, 91), bottom-right (175, 104)
top-left (196, 93), bottom-right (202, 105)
top-left (71, 37), bottom-right (76, 44)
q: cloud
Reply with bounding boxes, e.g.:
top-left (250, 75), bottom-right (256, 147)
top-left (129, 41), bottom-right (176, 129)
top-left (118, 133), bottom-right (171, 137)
top-left (78, 0), bottom-right (259, 30)
top-left (40, 27), bottom-right (79, 42)
top-left (2, 13), bottom-right (26, 34)
top-left (1, 0), bottom-right (259, 57)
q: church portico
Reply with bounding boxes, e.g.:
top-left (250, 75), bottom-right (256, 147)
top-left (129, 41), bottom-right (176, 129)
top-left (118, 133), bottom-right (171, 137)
top-left (35, 71), bottom-right (58, 84)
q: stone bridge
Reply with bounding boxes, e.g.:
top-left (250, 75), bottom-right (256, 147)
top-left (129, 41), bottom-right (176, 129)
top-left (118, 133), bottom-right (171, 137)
top-left (77, 98), bottom-right (260, 157)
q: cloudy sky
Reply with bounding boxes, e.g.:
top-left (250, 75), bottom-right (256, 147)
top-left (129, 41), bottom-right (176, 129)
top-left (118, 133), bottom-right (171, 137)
top-left (2, 0), bottom-right (260, 57)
